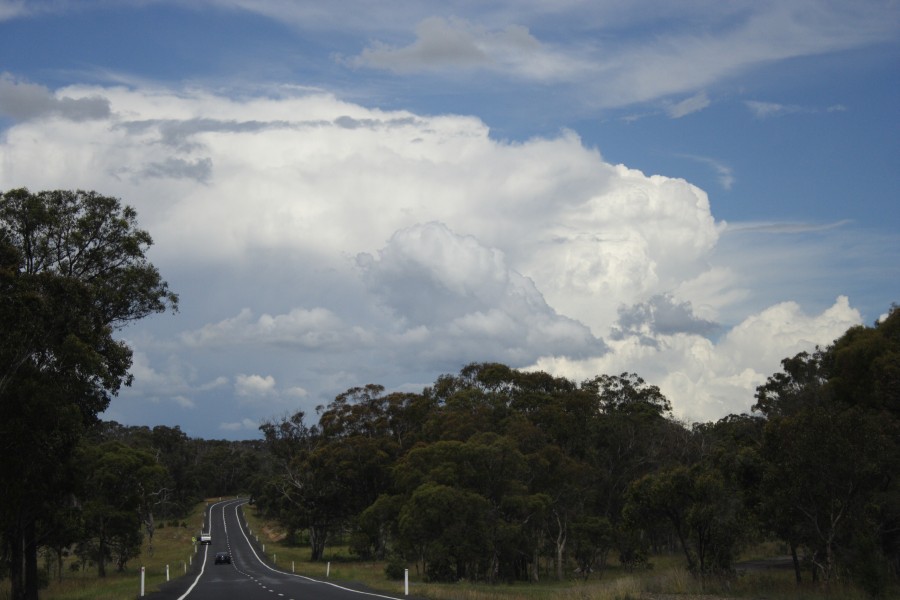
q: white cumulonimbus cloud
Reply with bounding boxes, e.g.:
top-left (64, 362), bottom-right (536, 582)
top-left (358, 221), bottom-right (606, 366)
top-left (535, 296), bottom-right (861, 421)
top-left (0, 80), bottom-right (865, 428)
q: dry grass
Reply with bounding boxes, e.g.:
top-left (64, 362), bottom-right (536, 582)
top-left (0, 499), bottom-right (213, 600)
top-left (245, 506), bottom-right (888, 600)
top-left (241, 508), bottom-right (605, 598)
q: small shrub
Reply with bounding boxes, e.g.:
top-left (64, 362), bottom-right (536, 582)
top-left (425, 556), bottom-right (456, 583)
top-left (384, 555), bottom-right (407, 581)
top-left (349, 531), bottom-right (373, 559)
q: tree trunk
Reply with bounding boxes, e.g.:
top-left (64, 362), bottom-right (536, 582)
top-left (9, 522), bottom-right (24, 600)
top-left (24, 519), bottom-right (38, 600)
top-left (554, 513), bottom-right (566, 581)
top-left (309, 525), bottom-right (327, 561)
top-left (98, 522), bottom-right (107, 578)
top-left (673, 521), bottom-right (695, 574)
top-left (144, 511), bottom-right (155, 557)
top-left (376, 524), bottom-right (387, 559)
top-left (694, 523), bottom-right (707, 574)
top-left (790, 540), bottom-right (802, 584)
top-left (823, 533), bottom-right (835, 588)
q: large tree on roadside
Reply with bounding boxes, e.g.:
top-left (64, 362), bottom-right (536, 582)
top-left (259, 386), bottom-right (411, 562)
top-left (393, 433), bottom-right (531, 582)
top-left (753, 307), bottom-right (899, 592)
top-left (259, 411), bottom-right (337, 561)
top-left (0, 189), bottom-right (176, 600)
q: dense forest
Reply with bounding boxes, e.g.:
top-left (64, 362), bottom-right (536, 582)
top-left (251, 306), bottom-right (899, 595)
top-left (1, 188), bottom-right (897, 599)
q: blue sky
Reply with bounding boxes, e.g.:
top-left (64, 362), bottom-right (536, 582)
top-left (1, 0), bottom-right (898, 439)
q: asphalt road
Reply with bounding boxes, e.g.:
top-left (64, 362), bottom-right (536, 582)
top-left (150, 499), bottom-right (414, 600)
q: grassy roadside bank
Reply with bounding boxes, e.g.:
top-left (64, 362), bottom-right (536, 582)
top-left (0, 500), bottom-right (213, 600)
top-left (239, 504), bottom-right (878, 600)
top-left (239, 503), bottom-right (407, 596)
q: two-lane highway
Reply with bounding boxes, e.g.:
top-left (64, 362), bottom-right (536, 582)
top-left (152, 499), bottom-right (413, 600)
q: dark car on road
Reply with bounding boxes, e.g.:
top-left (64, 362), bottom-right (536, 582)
top-left (214, 552), bottom-right (231, 565)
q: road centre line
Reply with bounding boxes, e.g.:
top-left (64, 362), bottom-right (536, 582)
top-left (175, 498), bottom-right (238, 600)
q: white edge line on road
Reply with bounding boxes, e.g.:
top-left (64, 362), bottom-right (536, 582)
top-left (176, 499), bottom-right (230, 600)
top-left (232, 502), bottom-right (406, 600)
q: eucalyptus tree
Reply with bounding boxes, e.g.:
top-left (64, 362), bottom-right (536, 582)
top-left (754, 307), bottom-right (899, 592)
top-left (581, 372), bottom-right (688, 574)
top-left (624, 461), bottom-right (745, 576)
top-left (392, 432), bottom-right (534, 582)
top-left (258, 411), bottom-right (331, 559)
top-left (0, 188), bottom-right (177, 600)
top-left (259, 387), bottom-right (403, 562)
top-left (80, 441), bottom-right (167, 576)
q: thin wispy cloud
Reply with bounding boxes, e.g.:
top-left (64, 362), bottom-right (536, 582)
top-left (677, 154), bottom-right (735, 190)
top-left (727, 220), bottom-right (853, 234)
top-left (338, 2), bottom-right (898, 108)
top-left (745, 100), bottom-right (849, 119)
top-left (346, 16), bottom-right (591, 82)
top-left (666, 92), bottom-right (711, 119)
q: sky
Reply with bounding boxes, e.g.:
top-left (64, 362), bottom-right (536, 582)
top-left (1, 0), bottom-right (898, 439)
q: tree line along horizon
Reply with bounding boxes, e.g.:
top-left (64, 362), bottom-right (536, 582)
top-left (1, 188), bottom-right (898, 599)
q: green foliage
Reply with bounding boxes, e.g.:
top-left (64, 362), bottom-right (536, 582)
top-left (0, 188), bottom-right (177, 599)
top-left (400, 482), bottom-right (492, 581)
top-left (254, 326), bottom-right (898, 594)
top-left (624, 465), bottom-right (742, 575)
top-left (754, 306), bottom-right (900, 590)
top-left (384, 554), bottom-right (407, 580)
top-left (570, 515), bottom-right (614, 579)
top-left (79, 441), bottom-right (166, 576)
top-left (256, 363), bottom-right (696, 584)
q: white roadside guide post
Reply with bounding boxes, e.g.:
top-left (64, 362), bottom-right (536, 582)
top-left (166, 564), bottom-right (169, 581)
top-left (405, 569), bottom-right (409, 596)
top-left (140, 566), bottom-right (145, 597)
